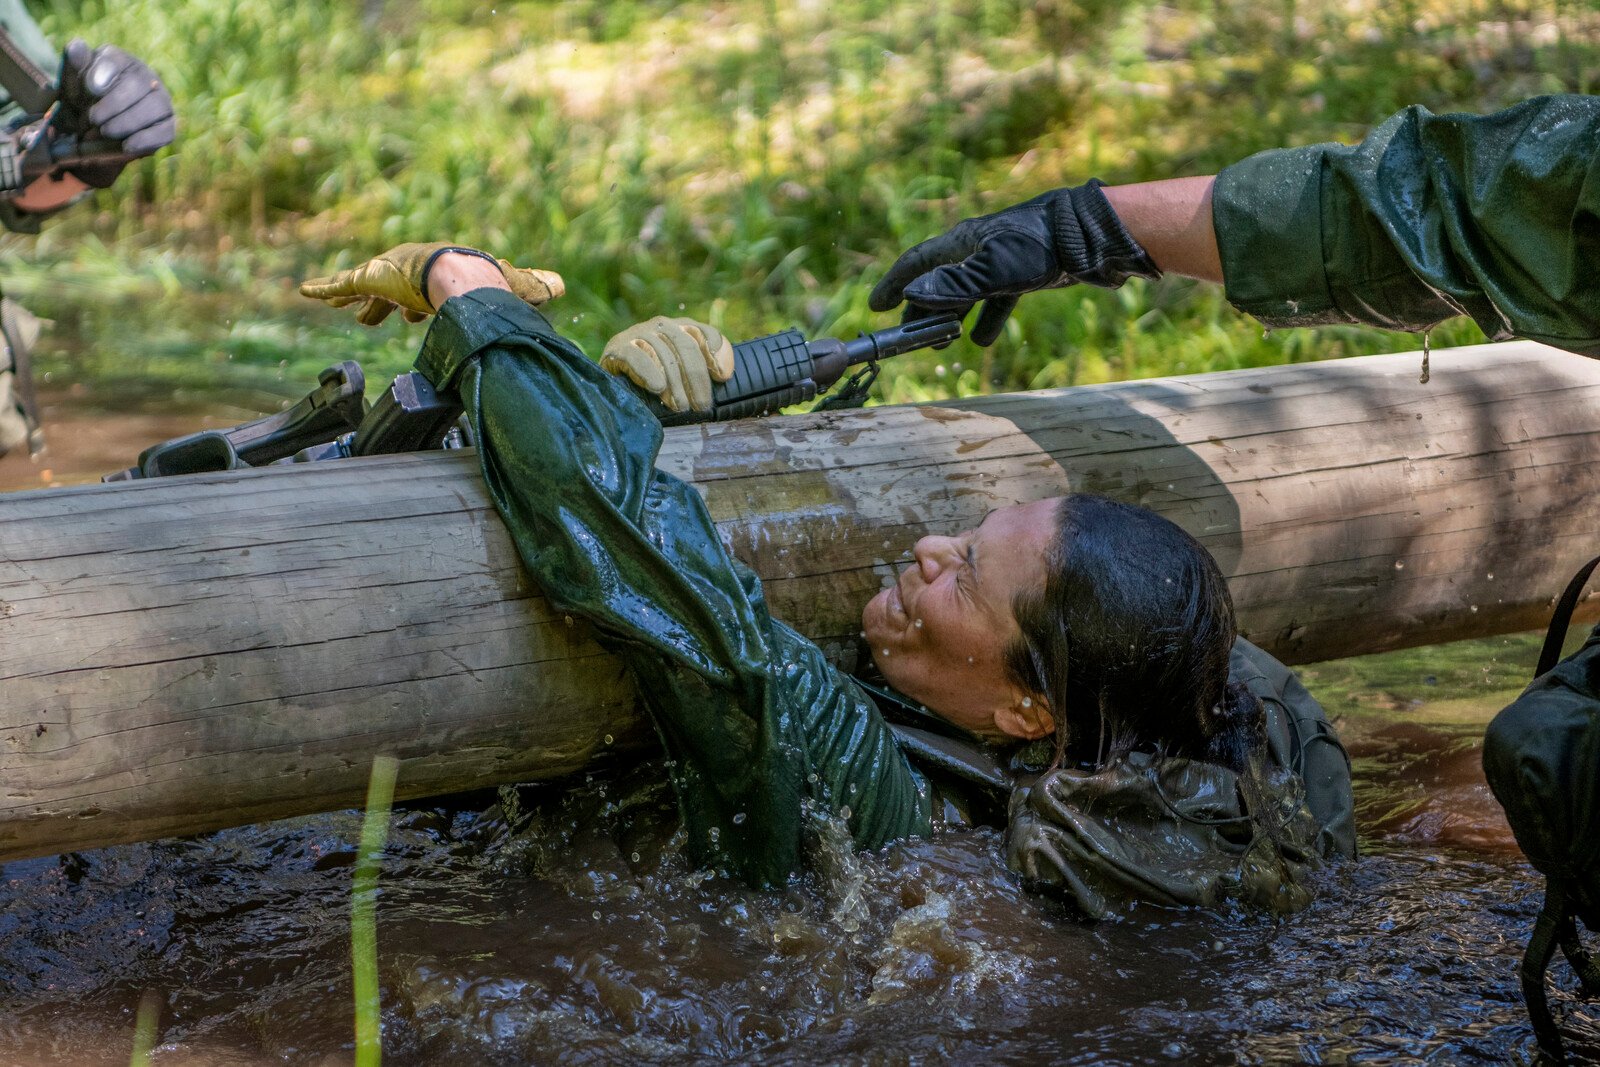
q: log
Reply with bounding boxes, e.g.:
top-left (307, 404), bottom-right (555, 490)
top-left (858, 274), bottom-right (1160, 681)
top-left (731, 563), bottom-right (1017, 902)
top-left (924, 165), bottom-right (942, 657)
top-left (3, 340), bottom-right (1597, 861)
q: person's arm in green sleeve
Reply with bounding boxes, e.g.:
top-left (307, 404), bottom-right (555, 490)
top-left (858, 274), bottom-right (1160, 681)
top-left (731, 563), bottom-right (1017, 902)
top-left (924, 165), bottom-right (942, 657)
top-left (1214, 94), bottom-right (1600, 356)
top-left (305, 248), bottom-right (932, 885)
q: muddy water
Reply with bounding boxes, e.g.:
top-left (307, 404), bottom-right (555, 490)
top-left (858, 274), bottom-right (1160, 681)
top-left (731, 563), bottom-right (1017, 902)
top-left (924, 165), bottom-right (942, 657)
top-left (2, 403), bottom-right (1599, 1064)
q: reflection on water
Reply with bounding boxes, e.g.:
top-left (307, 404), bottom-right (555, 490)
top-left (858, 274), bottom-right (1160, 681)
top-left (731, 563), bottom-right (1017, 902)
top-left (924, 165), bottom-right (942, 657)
top-left (3, 395), bottom-right (1600, 1064)
top-left (2, 698), bottom-right (1598, 1065)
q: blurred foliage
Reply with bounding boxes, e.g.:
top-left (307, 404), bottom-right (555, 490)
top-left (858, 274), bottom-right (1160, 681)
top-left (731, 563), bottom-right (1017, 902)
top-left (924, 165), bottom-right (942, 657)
top-left (7, 0), bottom-right (1597, 396)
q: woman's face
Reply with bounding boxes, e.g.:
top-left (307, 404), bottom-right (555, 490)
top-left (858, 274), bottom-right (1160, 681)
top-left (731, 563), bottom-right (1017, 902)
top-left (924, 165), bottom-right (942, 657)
top-left (861, 498), bottom-right (1060, 740)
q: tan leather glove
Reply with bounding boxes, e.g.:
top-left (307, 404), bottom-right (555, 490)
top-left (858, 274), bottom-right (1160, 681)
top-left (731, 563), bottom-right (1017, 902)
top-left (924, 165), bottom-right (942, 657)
top-left (299, 242), bottom-right (564, 325)
top-left (600, 316), bottom-right (735, 413)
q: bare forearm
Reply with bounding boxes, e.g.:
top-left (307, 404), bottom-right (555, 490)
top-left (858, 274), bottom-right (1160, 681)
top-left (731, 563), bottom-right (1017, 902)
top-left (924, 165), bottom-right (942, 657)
top-left (1103, 175), bottom-right (1221, 284)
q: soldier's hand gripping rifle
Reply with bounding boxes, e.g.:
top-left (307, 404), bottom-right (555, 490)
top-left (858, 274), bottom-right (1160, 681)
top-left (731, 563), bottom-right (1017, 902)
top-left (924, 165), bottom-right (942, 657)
top-left (0, 34), bottom-right (177, 198)
top-left (107, 315), bottom-right (963, 481)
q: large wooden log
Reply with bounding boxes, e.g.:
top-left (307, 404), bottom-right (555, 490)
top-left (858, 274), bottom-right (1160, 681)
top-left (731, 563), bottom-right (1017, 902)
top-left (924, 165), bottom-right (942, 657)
top-left (2, 340), bottom-right (1596, 860)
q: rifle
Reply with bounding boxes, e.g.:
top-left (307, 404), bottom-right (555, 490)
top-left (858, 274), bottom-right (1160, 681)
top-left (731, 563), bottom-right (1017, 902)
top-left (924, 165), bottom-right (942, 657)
top-left (107, 315), bottom-right (963, 481)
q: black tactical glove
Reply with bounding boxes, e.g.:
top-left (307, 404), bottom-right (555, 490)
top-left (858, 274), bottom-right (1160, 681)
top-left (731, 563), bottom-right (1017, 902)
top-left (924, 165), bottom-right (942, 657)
top-left (868, 180), bottom-right (1161, 346)
top-left (54, 39), bottom-right (176, 188)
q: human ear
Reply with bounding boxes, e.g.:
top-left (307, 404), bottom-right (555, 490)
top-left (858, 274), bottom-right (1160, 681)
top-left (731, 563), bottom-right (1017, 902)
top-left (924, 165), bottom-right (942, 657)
top-left (992, 693), bottom-right (1055, 741)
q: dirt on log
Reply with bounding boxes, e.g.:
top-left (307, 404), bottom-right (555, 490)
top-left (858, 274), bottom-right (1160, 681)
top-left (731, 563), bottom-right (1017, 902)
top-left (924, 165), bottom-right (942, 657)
top-left (1, 340), bottom-right (1594, 860)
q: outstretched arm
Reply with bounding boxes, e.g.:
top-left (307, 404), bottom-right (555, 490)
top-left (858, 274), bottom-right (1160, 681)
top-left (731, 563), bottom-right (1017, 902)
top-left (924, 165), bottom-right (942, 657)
top-left (873, 96), bottom-right (1600, 357)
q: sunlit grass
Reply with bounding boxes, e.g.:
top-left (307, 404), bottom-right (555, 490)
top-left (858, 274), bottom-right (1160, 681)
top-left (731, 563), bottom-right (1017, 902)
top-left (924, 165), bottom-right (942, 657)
top-left (14, 0), bottom-right (1592, 401)
top-left (128, 988), bottom-right (160, 1067)
top-left (352, 754), bottom-right (400, 1067)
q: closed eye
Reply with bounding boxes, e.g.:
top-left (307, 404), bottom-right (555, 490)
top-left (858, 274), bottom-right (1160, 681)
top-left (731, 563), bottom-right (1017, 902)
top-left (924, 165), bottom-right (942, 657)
top-left (956, 542), bottom-right (978, 597)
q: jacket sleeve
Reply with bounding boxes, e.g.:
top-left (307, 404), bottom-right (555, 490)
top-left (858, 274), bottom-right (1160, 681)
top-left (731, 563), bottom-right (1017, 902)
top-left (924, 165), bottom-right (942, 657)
top-left (1230, 638), bottom-right (1357, 860)
top-left (414, 288), bottom-right (929, 885)
top-left (1213, 95), bottom-right (1600, 356)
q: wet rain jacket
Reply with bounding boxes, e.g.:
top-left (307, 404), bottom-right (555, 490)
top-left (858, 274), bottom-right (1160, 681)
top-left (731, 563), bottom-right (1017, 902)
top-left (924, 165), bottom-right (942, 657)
top-left (1214, 94), bottom-right (1600, 356)
top-left (413, 289), bottom-right (1354, 916)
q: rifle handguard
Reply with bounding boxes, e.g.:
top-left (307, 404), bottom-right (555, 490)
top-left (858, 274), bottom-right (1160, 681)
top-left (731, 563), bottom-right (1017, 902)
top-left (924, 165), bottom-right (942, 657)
top-left (646, 329), bottom-right (818, 427)
top-left (643, 316), bottom-right (962, 426)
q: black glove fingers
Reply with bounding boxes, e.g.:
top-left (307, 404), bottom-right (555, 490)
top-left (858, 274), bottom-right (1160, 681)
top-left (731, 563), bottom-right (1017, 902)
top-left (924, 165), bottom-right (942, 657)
top-left (117, 115), bottom-right (177, 157)
top-left (86, 67), bottom-right (164, 132)
top-left (868, 227), bottom-right (976, 312)
top-left (970, 295), bottom-right (1019, 347)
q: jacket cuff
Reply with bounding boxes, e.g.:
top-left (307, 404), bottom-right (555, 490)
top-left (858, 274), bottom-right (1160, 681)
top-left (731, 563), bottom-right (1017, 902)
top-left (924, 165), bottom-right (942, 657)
top-left (1214, 145), bottom-right (1346, 327)
top-left (415, 287), bottom-right (556, 389)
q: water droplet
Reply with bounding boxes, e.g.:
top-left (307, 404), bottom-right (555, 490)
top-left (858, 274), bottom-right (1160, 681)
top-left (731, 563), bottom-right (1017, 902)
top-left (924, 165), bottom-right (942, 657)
top-left (858, 630), bottom-right (867, 639)
top-left (1487, 572), bottom-right (1495, 580)
top-left (839, 805), bottom-right (852, 820)
top-left (913, 618), bottom-right (923, 628)
top-left (807, 772), bottom-right (818, 784)
top-left (967, 656), bottom-right (974, 665)
top-left (881, 648), bottom-right (890, 657)
top-left (1393, 560), bottom-right (1405, 570)
top-left (592, 910), bottom-right (601, 920)
top-left (1021, 697), bottom-right (1033, 708)
top-left (630, 851), bottom-right (641, 863)
top-left (1470, 604), bottom-right (1479, 613)
top-left (732, 812), bottom-right (747, 825)
top-left (603, 733), bottom-right (614, 745)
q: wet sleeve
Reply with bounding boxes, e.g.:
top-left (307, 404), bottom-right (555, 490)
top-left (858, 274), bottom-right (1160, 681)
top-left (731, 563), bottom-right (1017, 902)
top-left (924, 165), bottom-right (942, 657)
top-left (414, 288), bottom-right (930, 883)
top-left (772, 623), bottom-right (933, 849)
top-left (1213, 95), bottom-right (1600, 356)
top-left (1231, 639), bottom-right (1356, 860)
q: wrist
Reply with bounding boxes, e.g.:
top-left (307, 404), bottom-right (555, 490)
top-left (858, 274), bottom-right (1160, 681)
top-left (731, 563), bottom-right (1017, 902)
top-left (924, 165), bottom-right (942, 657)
top-left (1100, 176), bottom-right (1221, 283)
top-left (1052, 180), bottom-right (1162, 288)
top-left (424, 250), bottom-right (507, 308)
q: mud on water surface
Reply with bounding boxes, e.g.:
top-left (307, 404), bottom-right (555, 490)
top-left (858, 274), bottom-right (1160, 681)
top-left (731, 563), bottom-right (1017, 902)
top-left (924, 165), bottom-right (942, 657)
top-left (2, 398), bottom-right (1599, 1065)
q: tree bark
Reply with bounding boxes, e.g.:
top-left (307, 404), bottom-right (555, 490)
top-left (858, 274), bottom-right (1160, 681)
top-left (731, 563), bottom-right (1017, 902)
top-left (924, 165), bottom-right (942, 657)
top-left (1, 340), bottom-right (1594, 860)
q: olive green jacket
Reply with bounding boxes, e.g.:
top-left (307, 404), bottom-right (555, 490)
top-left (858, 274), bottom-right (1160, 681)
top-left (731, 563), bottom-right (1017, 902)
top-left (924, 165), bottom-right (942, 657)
top-left (413, 290), bottom-right (1353, 917)
top-left (1214, 94), bottom-right (1600, 356)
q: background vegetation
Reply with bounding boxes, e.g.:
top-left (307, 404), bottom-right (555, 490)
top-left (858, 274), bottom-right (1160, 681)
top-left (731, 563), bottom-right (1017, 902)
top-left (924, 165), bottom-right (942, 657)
top-left (8, 0), bottom-right (1598, 402)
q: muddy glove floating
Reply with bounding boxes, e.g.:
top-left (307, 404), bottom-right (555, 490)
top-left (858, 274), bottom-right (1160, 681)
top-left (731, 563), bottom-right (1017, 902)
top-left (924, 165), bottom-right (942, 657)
top-left (299, 242), bottom-right (564, 325)
top-left (600, 316), bottom-right (734, 414)
top-left (54, 39), bottom-right (177, 187)
top-left (869, 180), bottom-right (1161, 345)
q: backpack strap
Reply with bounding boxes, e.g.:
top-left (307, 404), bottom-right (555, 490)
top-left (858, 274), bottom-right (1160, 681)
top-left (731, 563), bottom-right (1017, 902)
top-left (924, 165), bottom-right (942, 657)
top-left (1559, 911), bottom-right (1600, 997)
top-left (1536, 553), bottom-right (1600, 677)
top-left (1523, 882), bottom-right (1571, 1063)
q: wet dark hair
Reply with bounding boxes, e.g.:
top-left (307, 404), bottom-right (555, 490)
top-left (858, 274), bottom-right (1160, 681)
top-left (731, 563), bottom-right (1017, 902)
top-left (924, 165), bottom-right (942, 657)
top-left (1004, 494), bottom-right (1264, 773)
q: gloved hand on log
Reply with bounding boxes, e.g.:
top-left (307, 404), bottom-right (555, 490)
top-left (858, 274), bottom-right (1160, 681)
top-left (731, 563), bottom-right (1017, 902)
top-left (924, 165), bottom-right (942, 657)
top-left (299, 242), bottom-right (564, 325)
top-left (600, 316), bottom-right (734, 413)
top-left (868, 180), bottom-right (1162, 346)
top-left (54, 39), bottom-right (177, 188)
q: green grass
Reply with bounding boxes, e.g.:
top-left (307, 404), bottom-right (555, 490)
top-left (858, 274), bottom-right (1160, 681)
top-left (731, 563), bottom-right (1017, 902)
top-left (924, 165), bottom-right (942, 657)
top-left (10, 0), bottom-right (1592, 401)
top-left (352, 754), bottom-right (399, 1067)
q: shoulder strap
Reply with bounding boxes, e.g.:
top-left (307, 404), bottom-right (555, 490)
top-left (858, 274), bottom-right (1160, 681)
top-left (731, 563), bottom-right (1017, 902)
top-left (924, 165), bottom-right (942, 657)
top-left (1, 297), bottom-right (41, 454)
top-left (1536, 553), bottom-right (1600, 678)
top-left (1523, 883), bottom-right (1573, 1063)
